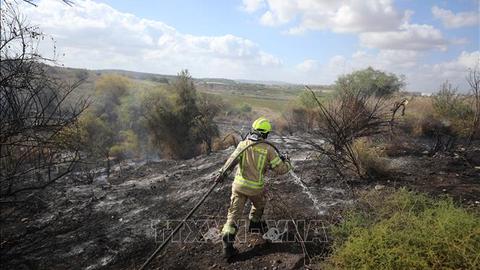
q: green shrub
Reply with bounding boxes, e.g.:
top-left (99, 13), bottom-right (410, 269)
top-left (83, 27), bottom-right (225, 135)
top-left (335, 67), bottom-right (404, 97)
top-left (144, 70), bottom-right (220, 159)
top-left (323, 189), bottom-right (480, 269)
top-left (432, 83), bottom-right (475, 138)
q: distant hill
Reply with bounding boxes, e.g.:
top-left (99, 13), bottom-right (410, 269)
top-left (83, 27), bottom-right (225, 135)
top-left (43, 64), bottom-right (335, 112)
top-left (235, 79), bottom-right (293, 86)
top-left (47, 64), bottom-right (332, 88)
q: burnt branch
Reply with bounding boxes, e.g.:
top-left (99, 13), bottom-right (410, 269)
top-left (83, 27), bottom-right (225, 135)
top-left (304, 85), bottom-right (391, 179)
top-left (0, 3), bottom-right (88, 198)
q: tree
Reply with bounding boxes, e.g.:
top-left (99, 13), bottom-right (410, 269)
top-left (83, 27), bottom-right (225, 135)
top-left (94, 74), bottom-right (130, 124)
top-left (144, 70), bottom-right (220, 159)
top-left (335, 67), bottom-right (404, 97)
top-left (194, 93), bottom-right (222, 154)
top-left (172, 70), bottom-right (199, 157)
top-left (0, 3), bottom-right (88, 197)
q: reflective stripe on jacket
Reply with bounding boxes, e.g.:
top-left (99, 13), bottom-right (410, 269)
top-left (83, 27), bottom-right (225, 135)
top-left (220, 139), bottom-right (292, 196)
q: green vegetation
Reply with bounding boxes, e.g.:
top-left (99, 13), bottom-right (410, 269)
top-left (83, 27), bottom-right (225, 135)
top-left (62, 70), bottom-right (221, 174)
top-left (144, 70), bottom-right (221, 159)
top-left (335, 67), bottom-right (404, 97)
top-left (401, 80), bottom-right (478, 152)
top-left (432, 82), bottom-right (475, 137)
top-left (219, 93), bottom-right (291, 113)
top-left (323, 189), bottom-right (480, 270)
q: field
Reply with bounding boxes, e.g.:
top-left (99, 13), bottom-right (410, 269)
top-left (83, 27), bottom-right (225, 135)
top-left (2, 66), bottom-right (479, 270)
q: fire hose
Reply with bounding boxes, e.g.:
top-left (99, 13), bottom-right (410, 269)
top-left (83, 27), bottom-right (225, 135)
top-left (138, 140), bottom-right (284, 270)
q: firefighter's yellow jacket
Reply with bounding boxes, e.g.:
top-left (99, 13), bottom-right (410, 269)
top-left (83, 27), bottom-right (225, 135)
top-left (220, 138), bottom-right (292, 196)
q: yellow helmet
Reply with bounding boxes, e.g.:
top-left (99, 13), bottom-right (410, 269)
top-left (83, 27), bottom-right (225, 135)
top-left (252, 117), bottom-right (272, 134)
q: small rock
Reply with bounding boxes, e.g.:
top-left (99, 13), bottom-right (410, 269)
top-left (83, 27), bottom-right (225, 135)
top-left (209, 264), bottom-right (217, 269)
top-left (21, 218), bottom-right (28, 222)
top-left (475, 201), bottom-right (479, 204)
top-left (442, 189), bottom-right (447, 192)
top-left (374, 185), bottom-right (385, 191)
top-left (475, 166), bottom-right (480, 170)
top-left (422, 150), bottom-right (429, 155)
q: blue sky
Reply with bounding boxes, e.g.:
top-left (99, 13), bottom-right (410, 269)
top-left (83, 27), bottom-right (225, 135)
top-left (21, 0), bottom-right (480, 92)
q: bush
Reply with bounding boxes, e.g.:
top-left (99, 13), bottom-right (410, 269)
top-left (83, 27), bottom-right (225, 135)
top-left (301, 86), bottom-right (391, 179)
top-left (0, 5), bottom-right (88, 197)
top-left (94, 74), bottom-right (130, 123)
top-left (432, 82), bottom-right (475, 138)
top-left (282, 106), bottom-right (317, 133)
top-left (401, 85), bottom-right (475, 153)
top-left (144, 70), bottom-right (220, 159)
top-left (281, 91), bottom-right (323, 134)
top-left (323, 189), bottom-right (480, 269)
top-left (400, 97), bottom-right (434, 137)
top-left (335, 67), bottom-right (405, 97)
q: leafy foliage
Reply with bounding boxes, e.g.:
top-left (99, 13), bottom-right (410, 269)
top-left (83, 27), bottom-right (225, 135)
top-left (144, 70), bottom-right (220, 159)
top-left (324, 189), bottom-right (480, 269)
top-left (335, 67), bottom-right (404, 97)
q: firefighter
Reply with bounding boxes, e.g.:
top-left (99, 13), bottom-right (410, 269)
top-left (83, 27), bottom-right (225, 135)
top-left (216, 117), bottom-right (292, 258)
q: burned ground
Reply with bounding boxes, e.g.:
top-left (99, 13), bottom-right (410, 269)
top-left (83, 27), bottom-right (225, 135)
top-left (1, 135), bottom-right (479, 270)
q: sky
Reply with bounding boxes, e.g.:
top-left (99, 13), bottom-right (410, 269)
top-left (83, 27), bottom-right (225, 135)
top-left (18, 0), bottom-right (480, 92)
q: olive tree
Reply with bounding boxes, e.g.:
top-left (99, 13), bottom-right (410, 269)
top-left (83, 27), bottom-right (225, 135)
top-left (335, 67), bottom-right (405, 97)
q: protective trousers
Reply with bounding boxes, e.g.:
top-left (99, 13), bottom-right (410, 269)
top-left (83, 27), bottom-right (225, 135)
top-left (222, 188), bottom-right (265, 235)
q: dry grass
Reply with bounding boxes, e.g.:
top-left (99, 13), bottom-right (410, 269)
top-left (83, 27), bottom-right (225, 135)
top-left (400, 97), bottom-right (435, 136)
top-left (399, 96), bottom-right (475, 140)
top-left (353, 138), bottom-right (390, 178)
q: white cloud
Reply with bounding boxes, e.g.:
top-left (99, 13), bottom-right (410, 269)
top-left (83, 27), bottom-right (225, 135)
top-left (21, 0), bottom-right (282, 80)
top-left (433, 51), bottom-right (480, 74)
top-left (248, 0), bottom-right (449, 52)
top-left (359, 23), bottom-right (447, 51)
top-left (353, 50), bottom-right (421, 69)
top-left (241, 0), bottom-right (265, 13)
top-left (296, 59), bottom-right (318, 72)
top-left (255, 0), bottom-right (404, 33)
top-left (319, 50), bottom-right (479, 92)
top-left (260, 11), bottom-right (277, 26)
top-left (432, 6), bottom-right (479, 28)
top-left (15, 0), bottom-right (477, 92)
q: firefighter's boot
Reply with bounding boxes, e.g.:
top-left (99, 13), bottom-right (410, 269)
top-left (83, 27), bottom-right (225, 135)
top-left (222, 232), bottom-right (238, 258)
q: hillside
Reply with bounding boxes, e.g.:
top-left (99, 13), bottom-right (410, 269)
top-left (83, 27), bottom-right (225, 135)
top-left (44, 65), bottom-right (333, 116)
top-left (2, 132), bottom-right (479, 269)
